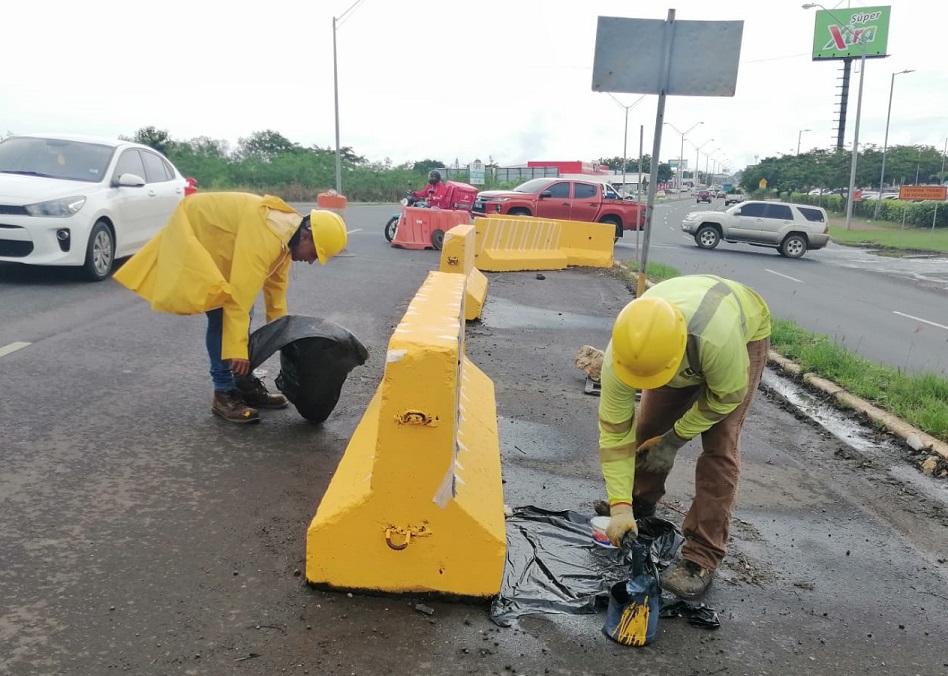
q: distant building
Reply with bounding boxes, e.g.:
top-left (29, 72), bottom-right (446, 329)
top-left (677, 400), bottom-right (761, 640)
top-left (527, 160), bottom-right (611, 175)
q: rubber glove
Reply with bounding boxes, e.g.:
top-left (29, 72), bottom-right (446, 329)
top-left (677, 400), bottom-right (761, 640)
top-left (635, 429), bottom-right (689, 474)
top-left (606, 504), bottom-right (638, 548)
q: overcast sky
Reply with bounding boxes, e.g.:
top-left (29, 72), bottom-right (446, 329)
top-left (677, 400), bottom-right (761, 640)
top-left (3, 0), bottom-right (945, 174)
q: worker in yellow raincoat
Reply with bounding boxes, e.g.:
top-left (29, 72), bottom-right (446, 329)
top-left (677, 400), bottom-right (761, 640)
top-left (598, 275), bottom-right (771, 598)
top-left (114, 192), bottom-right (348, 424)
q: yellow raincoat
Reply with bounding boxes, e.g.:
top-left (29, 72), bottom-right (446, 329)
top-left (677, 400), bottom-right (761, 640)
top-left (113, 192), bottom-right (301, 361)
top-left (598, 275), bottom-right (771, 507)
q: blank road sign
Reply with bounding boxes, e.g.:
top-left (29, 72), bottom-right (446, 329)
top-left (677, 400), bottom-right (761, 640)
top-left (592, 16), bottom-right (744, 97)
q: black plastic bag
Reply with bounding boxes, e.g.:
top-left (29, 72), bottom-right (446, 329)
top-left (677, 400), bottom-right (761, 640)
top-left (489, 506), bottom-right (684, 626)
top-left (248, 315), bottom-right (368, 423)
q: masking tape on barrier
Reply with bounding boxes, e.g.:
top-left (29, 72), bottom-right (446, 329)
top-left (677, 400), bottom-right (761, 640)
top-left (306, 271), bottom-right (504, 596)
top-left (439, 224), bottom-right (488, 321)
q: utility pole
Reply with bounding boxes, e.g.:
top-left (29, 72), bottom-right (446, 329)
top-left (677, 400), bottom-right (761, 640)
top-left (332, 1), bottom-right (363, 195)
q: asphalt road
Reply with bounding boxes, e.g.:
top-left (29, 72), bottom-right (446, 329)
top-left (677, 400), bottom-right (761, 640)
top-left (1, 204), bottom-right (947, 675)
top-left (617, 197), bottom-right (948, 376)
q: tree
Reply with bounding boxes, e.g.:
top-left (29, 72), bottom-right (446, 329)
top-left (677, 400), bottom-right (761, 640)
top-left (412, 159), bottom-right (446, 173)
top-left (236, 130), bottom-right (301, 163)
top-left (125, 126), bottom-right (175, 155)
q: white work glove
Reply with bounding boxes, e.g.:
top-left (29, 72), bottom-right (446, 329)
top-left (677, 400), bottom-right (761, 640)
top-left (606, 504), bottom-right (638, 548)
top-left (635, 429), bottom-right (688, 474)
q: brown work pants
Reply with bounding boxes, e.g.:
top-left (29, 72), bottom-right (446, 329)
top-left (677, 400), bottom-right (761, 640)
top-left (633, 337), bottom-right (770, 571)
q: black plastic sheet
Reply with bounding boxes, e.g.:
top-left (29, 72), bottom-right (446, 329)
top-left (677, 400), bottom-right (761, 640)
top-left (490, 506), bottom-right (684, 626)
top-left (248, 315), bottom-right (368, 423)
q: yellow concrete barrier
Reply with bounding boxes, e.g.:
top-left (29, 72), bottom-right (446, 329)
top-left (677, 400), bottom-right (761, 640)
top-left (439, 224), bottom-right (488, 321)
top-left (306, 271), bottom-right (505, 597)
top-left (558, 219), bottom-right (614, 268)
top-left (473, 216), bottom-right (614, 271)
top-left (473, 216), bottom-right (568, 272)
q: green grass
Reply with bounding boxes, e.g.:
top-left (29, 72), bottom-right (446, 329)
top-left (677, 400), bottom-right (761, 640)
top-left (829, 222), bottom-right (948, 253)
top-left (622, 260), bottom-right (680, 282)
top-left (770, 318), bottom-right (948, 443)
top-left (619, 266), bottom-right (948, 443)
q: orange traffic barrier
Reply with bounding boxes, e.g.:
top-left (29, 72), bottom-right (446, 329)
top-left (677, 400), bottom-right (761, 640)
top-left (316, 191), bottom-right (348, 210)
top-left (439, 224), bottom-right (488, 321)
top-left (392, 208), bottom-right (472, 251)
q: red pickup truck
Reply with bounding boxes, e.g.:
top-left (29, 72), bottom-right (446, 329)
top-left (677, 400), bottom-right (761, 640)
top-left (472, 178), bottom-right (646, 239)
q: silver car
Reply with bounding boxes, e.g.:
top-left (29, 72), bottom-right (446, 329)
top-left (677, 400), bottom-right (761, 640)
top-left (681, 201), bottom-right (830, 258)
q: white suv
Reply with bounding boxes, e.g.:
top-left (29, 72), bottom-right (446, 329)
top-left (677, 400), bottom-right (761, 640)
top-left (681, 201), bottom-right (830, 258)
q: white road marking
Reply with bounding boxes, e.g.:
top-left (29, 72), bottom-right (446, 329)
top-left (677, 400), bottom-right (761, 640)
top-left (765, 269), bottom-right (804, 283)
top-left (0, 341), bottom-right (30, 358)
top-left (892, 311), bottom-right (948, 332)
top-left (346, 228), bottom-right (363, 234)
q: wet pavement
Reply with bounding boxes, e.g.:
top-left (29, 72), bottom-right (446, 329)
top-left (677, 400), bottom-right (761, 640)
top-left (1, 205), bottom-right (947, 675)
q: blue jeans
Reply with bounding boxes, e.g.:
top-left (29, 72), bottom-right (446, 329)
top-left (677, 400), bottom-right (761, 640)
top-left (205, 308), bottom-right (255, 392)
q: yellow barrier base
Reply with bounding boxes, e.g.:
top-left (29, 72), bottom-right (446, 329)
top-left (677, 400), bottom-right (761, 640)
top-left (306, 271), bottom-right (504, 597)
top-left (306, 358), bottom-right (503, 596)
top-left (465, 268), bottom-right (488, 321)
top-left (440, 224), bottom-right (490, 321)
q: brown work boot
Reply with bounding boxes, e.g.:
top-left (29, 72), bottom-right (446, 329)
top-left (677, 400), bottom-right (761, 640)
top-left (234, 377), bottom-right (288, 410)
top-left (661, 559), bottom-right (713, 598)
top-left (212, 390), bottom-right (261, 424)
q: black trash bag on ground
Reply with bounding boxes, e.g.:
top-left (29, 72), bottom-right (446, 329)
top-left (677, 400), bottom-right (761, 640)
top-left (248, 315), bottom-right (368, 424)
top-left (489, 506), bottom-right (684, 626)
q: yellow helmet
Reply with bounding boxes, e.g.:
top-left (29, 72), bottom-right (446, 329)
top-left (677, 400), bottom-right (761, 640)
top-left (308, 210), bottom-right (348, 265)
top-left (610, 296), bottom-right (687, 389)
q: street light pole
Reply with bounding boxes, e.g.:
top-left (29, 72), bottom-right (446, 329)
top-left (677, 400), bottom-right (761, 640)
top-left (941, 136), bottom-right (948, 180)
top-left (607, 94), bottom-right (646, 198)
top-left (332, 15), bottom-right (341, 193)
top-left (797, 128), bottom-right (811, 155)
top-left (875, 69), bottom-right (914, 219)
top-left (664, 121), bottom-right (703, 195)
top-left (332, 0), bottom-right (363, 195)
top-left (695, 139), bottom-right (714, 188)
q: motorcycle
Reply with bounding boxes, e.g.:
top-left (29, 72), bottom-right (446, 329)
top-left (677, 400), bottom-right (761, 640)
top-left (384, 192), bottom-right (430, 243)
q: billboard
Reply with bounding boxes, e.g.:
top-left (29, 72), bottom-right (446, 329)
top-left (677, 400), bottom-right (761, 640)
top-left (812, 6), bottom-right (890, 60)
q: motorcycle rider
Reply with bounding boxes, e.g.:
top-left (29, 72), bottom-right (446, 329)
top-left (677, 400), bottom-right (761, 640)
top-left (413, 169), bottom-right (450, 209)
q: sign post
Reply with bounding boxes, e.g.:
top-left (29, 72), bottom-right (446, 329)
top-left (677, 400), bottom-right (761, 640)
top-left (592, 12), bottom-right (744, 296)
top-left (898, 185), bottom-right (947, 233)
top-left (468, 160), bottom-right (485, 186)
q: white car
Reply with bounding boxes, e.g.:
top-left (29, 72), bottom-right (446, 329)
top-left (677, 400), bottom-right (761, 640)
top-left (0, 134), bottom-right (187, 280)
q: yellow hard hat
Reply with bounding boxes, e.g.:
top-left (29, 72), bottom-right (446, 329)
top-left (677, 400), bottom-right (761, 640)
top-left (610, 296), bottom-right (687, 389)
top-left (308, 210), bottom-right (348, 265)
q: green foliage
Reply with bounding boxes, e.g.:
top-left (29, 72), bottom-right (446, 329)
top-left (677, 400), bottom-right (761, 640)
top-left (788, 192), bottom-right (948, 229)
top-left (623, 260), bottom-right (680, 282)
top-left (412, 159), bottom-right (446, 173)
top-left (740, 144), bottom-right (947, 196)
top-left (770, 318), bottom-right (948, 443)
top-left (597, 155), bottom-right (673, 183)
top-left (123, 126), bottom-right (175, 155)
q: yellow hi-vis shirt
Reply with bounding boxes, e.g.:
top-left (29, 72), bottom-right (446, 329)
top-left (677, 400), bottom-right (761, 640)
top-left (598, 275), bottom-right (771, 507)
top-left (113, 192), bottom-right (301, 361)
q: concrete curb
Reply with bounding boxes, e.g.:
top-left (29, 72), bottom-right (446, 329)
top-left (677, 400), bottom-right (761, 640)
top-left (611, 262), bottom-right (948, 467)
top-left (767, 351), bottom-right (948, 463)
